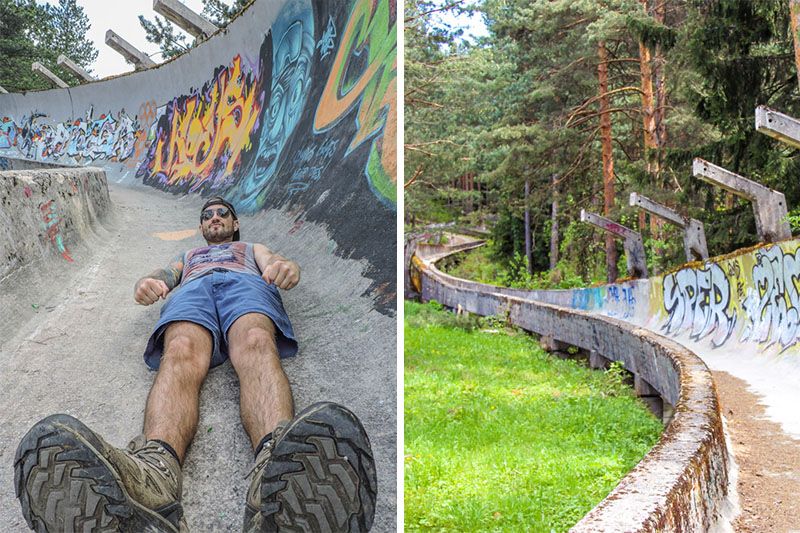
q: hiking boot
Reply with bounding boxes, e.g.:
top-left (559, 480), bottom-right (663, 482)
top-left (242, 402), bottom-right (377, 532)
top-left (14, 414), bottom-right (186, 532)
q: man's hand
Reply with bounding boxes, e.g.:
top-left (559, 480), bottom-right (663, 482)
top-left (134, 278), bottom-right (170, 305)
top-left (262, 259), bottom-right (300, 290)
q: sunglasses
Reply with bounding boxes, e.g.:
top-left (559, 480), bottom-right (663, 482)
top-left (201, 207), bottom-right (232, 221)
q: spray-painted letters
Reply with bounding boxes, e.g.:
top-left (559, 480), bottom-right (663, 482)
top-left (1, 111), bottom-right (138, 163)
top-left (740, 246), bottom-right (800, 350)
top-left (661, 263), bottom-right (735, 346)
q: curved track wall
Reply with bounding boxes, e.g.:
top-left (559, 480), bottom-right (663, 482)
top-left (0, 0), bottom-right (396, 313)
top-left (410, 247), bottom-right (731, 531)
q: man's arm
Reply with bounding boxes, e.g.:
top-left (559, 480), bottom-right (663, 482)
top-left (253, 243), bottom-right (300, 290)
top-left (134, 253), bottom-right (185, 305)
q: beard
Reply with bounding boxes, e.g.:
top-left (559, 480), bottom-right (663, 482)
top-left (202, 222), bottom-right (235, 244)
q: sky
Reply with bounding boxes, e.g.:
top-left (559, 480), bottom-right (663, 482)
top-left (429, 3), bottom-right (489, 45)
top-left (46, 0), bottom-right (488, 80)
top-left (36, 0), bottom-right (211, 79)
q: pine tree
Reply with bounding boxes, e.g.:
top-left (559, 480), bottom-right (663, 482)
top-left (0, 0), bottom-right (96, 91)
top-left (138, 0), bottom-right (249, 61)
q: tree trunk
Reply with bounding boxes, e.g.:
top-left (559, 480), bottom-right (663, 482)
top-left (525, 179), bottom-right (532, 275)
top-left (792, 1), bottom-right (800, 91)
top-left (550, 174), bottom-right (559, 271)
top-left (639, 0), bottom-right (668, 274)
top-left (598, 41), bottom-right (618, 282)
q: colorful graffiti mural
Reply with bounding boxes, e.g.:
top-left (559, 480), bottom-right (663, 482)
top-left (129, 0), bottom-right (396, 210)
top-left (314, 0), bottom-right (397, 206)
top-left (136, 55), bottom-right (263, 192)
top-left (0, 110), bottom-right (138, 163)
top-left (227, 3), bottom-right (315, 209)
top-left (0, 0), bottom-right (397, 211)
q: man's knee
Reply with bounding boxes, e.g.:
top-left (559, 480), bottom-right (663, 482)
top-left (238, 325), bottom-right (277, 355)
top-left (162, 324), bottom-right (212, 371)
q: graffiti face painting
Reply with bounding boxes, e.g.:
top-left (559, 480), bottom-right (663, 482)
top-left (230, 7), bottom-right (316, 210)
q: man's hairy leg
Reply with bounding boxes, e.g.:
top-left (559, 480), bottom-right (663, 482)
top-left (144, 321), bottom-right (212, 462)
top-left (228, 313), bottom-right (294, 449)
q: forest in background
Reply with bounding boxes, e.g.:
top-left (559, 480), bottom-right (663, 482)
top-left (404, 0), bottom-right (800, 284)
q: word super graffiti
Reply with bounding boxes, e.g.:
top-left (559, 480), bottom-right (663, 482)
top-left (41, 201), bottom-right (72, 261)
top-left (740, 245), bottom-right (800, 351)
top-left (661, 263), bottom-right (735, 346)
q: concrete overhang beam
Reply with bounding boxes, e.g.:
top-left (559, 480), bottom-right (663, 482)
top-left (153, 0), bottom-right (218, 39)
top-left (105, 30), bottom-right (156, 70)
top-left (580, 209), bottom-right (648, 279)
top-left (630, 192), bottom-right (709, 261)
top-left (57, 55), bottom-right (94, 82)
top-left (693, 158), bottom-right (791, 243)
top-left (755, 105), bottom-right (800, 149)
top-left (31, 62), bottom-right (69, 89)
top-left (0, 86), bottom-right (8, 94)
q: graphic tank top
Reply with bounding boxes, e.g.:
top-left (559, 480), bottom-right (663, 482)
top-left (180, 242), bottom-right (261, 286)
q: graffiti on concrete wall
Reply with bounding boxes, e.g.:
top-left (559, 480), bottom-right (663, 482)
top-left (135, 55), bottom-right (263, 192)
top-left (661, 263), bottom-right (736, 346)
top-left (740, 245), bottom-right (800, 351)
top-left (227, 3), bottom-right (315, 209)
top-left (132, 0), bottom-right (396, 212)
top-left (571, 283), bottom-right (638, 319)
top-left (40, 201), bottom-right (72, 261)
top-left (0, 0), bottom-right (397, 211)
top-left (314, 0), bottom-right (397, 205)
top-left (0, 110), bottom-right (138, 163)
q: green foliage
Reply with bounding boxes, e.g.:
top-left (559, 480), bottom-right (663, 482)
top-left (405, 0), bottom-right (800, 278)
top-left (138, 15), bottom-right (190, 60)
top-left (404, 301), bottom-right (663, 531)
top-left (0, 0), bottom-right (97, 91)
top-left (443, 241), bottom-right (589, 290)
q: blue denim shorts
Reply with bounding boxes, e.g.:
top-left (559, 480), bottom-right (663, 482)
top-left (142, 270), bottom-right (298, 370)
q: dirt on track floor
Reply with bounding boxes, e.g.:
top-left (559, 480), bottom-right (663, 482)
top-left (713, 371), bottom-right (800, 532)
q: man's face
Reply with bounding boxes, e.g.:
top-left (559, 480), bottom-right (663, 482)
top-left (199, 204), bottom-right (238, 244)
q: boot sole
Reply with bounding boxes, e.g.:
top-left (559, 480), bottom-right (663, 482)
top-left (14, 414), bottom-right (180, 533)
top-left (251, 402), bottom-right (377, 532)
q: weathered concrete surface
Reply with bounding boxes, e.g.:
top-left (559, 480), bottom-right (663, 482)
top-left (0, 168), bottom-right (110, 280)
top-left (410, 248), bottom-right (731, 532)
top-left (0, 180), bottom-right (396, 531)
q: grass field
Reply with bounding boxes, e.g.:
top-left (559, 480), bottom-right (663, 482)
top-left (404, 301), bottom-right (663, 532)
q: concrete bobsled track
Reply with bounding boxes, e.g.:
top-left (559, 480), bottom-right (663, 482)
top-left (408, 234), bottom-right (800, 531)
top-left (0, 0), bottom-right (396, 530)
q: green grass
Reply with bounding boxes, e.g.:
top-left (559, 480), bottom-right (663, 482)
top-left (404, 301), bottom-right (663, 532)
